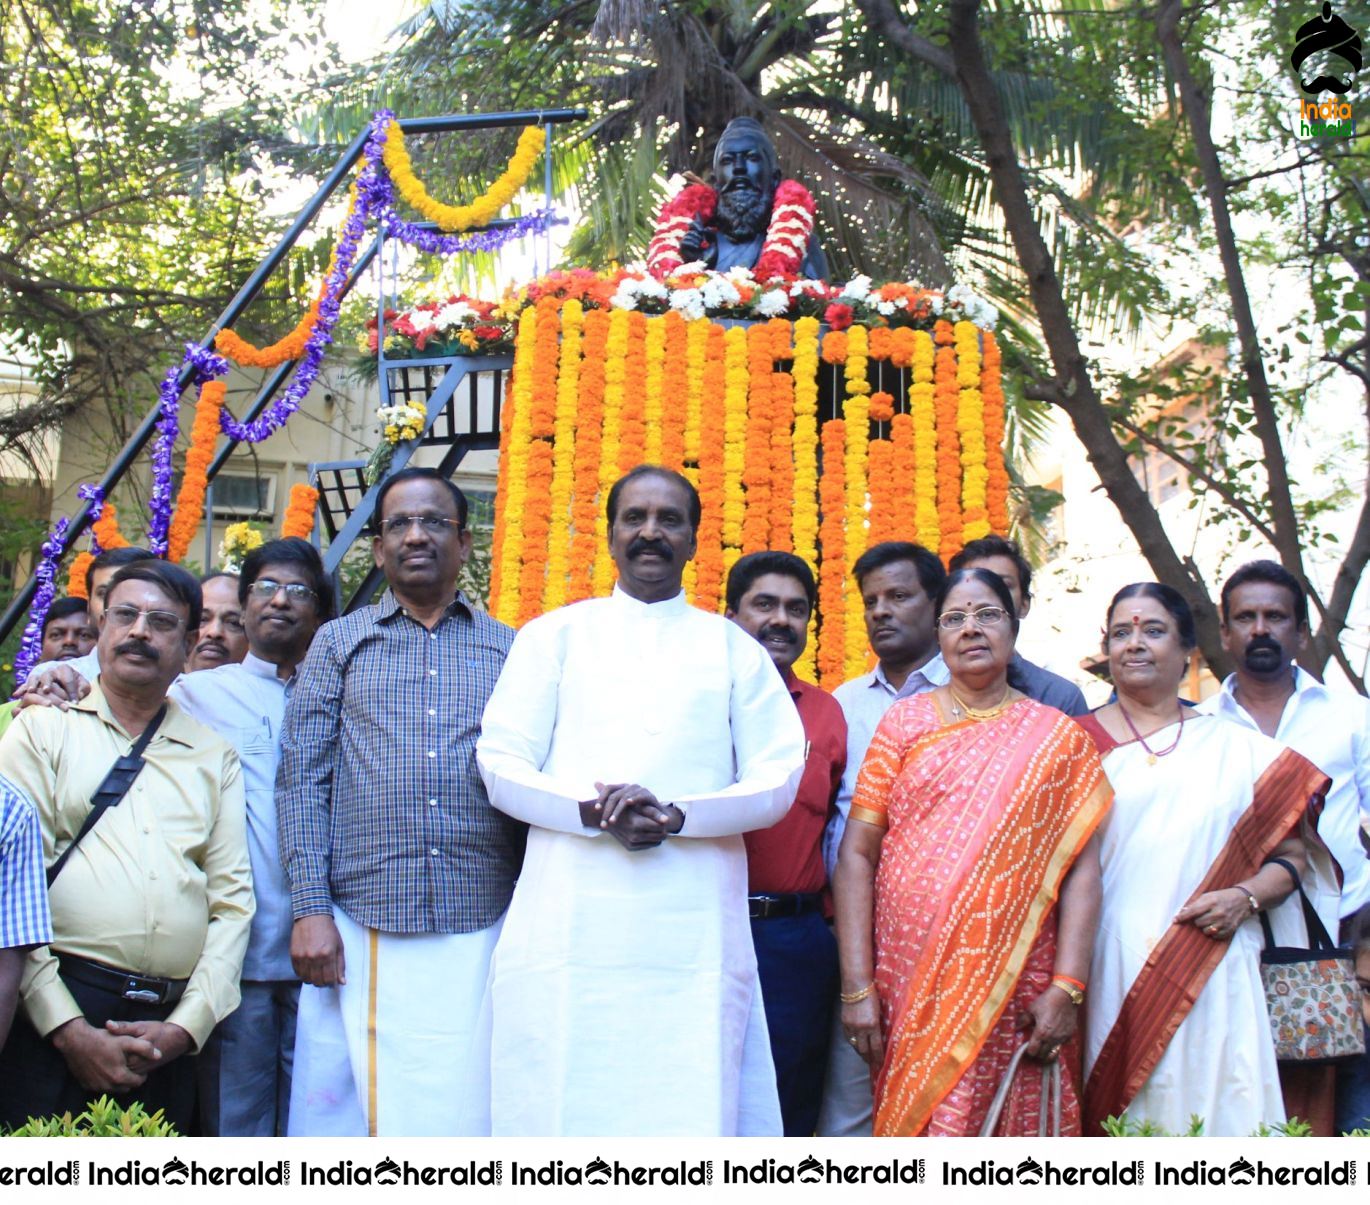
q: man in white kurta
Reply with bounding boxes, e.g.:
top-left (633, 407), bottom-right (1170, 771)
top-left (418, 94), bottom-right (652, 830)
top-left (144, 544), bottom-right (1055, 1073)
top-left (477, 466), bottom-right (805, 1136)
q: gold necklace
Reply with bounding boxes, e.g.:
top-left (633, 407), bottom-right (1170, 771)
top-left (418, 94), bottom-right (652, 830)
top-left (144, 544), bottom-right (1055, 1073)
top-left (949, 686), bottom-right (1012, 721)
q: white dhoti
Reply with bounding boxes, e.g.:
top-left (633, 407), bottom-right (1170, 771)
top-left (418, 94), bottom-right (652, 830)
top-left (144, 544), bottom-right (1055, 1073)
top-left (288, 908), bottom-right (502, 1136)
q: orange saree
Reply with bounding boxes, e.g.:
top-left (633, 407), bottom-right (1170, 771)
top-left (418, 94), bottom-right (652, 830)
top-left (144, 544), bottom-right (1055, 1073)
top-left (850, 694), bottom-right (1111, 1136)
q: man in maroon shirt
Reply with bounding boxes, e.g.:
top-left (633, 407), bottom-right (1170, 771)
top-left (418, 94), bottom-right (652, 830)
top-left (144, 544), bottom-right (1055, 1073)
top-left (725, 551), bottom-right (846, 1136)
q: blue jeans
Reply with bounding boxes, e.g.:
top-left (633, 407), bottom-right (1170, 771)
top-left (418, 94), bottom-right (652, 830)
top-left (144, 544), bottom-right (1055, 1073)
top-left (751, 911), bottom-right (838, 1136)
top-left (1335, 1025), bottom-right (1370, 1135)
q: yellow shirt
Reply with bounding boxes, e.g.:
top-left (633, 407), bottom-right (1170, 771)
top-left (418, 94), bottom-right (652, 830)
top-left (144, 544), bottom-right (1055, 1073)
top-left (0, 684), bottom-right (253, 1047)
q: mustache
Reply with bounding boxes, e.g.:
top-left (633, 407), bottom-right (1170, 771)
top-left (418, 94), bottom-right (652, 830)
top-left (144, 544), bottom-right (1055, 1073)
top-left (1301, 75), bottom-right (1354, 95)
top-left (1244, 635), bottom-right (1284, 659)
top-left (195, 637), bottom-right (227, 653)
top-left (114, 639), bottom-right (160, 664)
top-left (759, 624), bottom-right (797, 646)
top-left (627, 537), bottom-right (674, 561)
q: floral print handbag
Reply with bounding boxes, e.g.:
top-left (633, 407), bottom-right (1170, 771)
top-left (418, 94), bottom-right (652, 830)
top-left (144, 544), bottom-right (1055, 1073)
top-left (1259, 883), bottom-right (1365, 1063)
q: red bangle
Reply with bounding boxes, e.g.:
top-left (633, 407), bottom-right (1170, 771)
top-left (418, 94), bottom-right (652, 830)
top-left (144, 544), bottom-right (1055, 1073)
top-left (1052, 973), bottom-right (1086, 992)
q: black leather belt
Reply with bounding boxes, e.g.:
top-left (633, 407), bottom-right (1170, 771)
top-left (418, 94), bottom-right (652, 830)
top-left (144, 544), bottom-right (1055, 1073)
top-left (748, 892), bottom-right (822, 920)
top-left (58, 953), bottom-right (188, 1006)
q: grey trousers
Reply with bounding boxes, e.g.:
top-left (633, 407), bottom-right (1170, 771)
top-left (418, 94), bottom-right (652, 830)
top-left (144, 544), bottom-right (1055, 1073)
top-left (198, 980), bottom-right (300, 1137)
top-left (814, 999), bottom-right (875, 1136)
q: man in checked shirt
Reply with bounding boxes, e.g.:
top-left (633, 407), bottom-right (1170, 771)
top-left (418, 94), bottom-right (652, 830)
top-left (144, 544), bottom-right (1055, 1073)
top-left (277, 467), bottom-right (523, 1137)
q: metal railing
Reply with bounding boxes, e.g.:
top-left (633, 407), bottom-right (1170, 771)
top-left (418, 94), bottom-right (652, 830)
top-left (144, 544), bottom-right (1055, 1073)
top-left (0, 107), bottom-right (584, 643)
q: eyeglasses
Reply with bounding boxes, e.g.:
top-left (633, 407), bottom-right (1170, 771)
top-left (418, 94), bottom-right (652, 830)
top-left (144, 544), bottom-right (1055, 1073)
top-left (378, 514), bottom-right (464, 537)
top-left (938, 606), bottom-right (1010, 630)
top-left (104, 604), bottom-right (186, 635)
top-left (247, 579), bottom-right (318, 604)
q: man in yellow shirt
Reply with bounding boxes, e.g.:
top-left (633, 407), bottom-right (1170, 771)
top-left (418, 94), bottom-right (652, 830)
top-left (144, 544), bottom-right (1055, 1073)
top-left (0, 560), bottom-right (252, 1132)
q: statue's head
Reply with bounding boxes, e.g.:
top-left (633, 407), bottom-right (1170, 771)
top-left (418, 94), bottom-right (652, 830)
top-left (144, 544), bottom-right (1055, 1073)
top-left (712, 118), bottom-right (779, 240)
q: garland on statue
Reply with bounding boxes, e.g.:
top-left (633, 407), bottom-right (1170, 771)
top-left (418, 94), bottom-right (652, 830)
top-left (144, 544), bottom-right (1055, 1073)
top-left (645, 180), bottom-right (816, 281)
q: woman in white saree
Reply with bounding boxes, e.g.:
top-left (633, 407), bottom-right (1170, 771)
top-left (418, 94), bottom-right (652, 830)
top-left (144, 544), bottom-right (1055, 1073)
top-left (1076, 583), bottom-right (1333, 1136)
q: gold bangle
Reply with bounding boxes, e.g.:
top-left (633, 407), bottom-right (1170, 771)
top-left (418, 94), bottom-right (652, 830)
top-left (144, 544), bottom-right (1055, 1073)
top-left (1050, 976), bottom-right (1085, 1006)
top-left (840, 983), bottom-right (875, 1004)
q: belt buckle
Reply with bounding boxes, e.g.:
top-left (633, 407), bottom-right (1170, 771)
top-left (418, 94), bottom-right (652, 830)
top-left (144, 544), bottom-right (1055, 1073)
top-left (122, 978), bottom-right (164, 1005)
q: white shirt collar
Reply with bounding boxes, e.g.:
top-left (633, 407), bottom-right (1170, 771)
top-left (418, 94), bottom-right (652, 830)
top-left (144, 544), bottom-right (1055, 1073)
top-left (610, 583), bottom-right (689, 617)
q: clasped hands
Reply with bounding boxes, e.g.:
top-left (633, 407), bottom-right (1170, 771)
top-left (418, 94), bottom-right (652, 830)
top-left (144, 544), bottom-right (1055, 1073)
top-left (50, 1016), bottom-right (191, 1093)
top-left (579, 782), bottom-right (683, 851)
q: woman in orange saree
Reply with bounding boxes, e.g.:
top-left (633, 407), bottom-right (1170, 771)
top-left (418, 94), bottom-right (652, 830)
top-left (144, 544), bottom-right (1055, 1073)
top-left (834, 568), bottom-right (1111, 1136)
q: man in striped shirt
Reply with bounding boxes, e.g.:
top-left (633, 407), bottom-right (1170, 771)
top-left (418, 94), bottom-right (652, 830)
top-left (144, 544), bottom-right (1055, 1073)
top-left (0, 774), bottom-right (52, 1050)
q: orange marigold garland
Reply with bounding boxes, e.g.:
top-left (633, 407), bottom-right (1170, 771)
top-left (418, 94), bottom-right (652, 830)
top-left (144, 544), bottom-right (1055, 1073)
top-left (281, 484), bottom-right (320, 540)
top-left (543, 299), bottom-right (583, 611)
top-left (693, 323), bottom-right (729, 612)
top-left (817, 418), bottom-right (847, 691)
top-left (66, 552), bottom-right (94, 599)
top-left (643, 315), bottom-right (666, 465)
top-left (981, 330), bottom-right (1010, 534)
top-left (516, 439), bottom-right (555, 625)
top-left (741, 324), bottom-right (775, 554)
top-left (618, 311), bottom-right (649, 474)
top-left (568, 307), bottom-right (609, 604)
top-left (166, 380), bottom-right (226, 563)
top-left (769, 370), bottom-right (795, 552)
top-left (91, 501), bottom-right (130, 552)
top-left (866, 438), bottom-right (896, 546)
top-left (889, 413), bottom-right (918, 546)
top-left (933, 319), bottom-right (963, 563)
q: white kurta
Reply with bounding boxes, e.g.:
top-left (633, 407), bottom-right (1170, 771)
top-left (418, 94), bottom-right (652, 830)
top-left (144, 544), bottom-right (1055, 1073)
top-left (476, 587), bottom-right (805, 1136)
top-left (1084, 714), bottom-right (1337, 1136)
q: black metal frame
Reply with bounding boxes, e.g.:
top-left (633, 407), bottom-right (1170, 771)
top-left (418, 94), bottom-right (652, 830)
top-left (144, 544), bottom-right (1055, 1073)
top-left (0, 107), bottom-right (584, 644)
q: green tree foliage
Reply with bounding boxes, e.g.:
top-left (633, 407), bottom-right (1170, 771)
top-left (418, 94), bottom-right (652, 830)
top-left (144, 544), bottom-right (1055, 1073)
top-left (0, 0), bottom-right (335, 468)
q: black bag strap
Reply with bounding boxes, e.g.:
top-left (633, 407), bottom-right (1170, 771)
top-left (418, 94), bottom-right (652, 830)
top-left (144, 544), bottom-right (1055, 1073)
top-left (46, 705), bottom-right (167, 887)
top-left (1258, 863), bottom-right (1337, 954)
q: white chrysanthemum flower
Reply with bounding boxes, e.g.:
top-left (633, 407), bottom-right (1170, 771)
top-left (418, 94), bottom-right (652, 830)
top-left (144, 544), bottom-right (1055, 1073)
top-left (840, 275), bottom-right (872, 301)
top-left (876, 299), bottom-right (896, 316)
top-left (609, 287), bottom-right (640, 311)
top-left (701, 276), bottom-right (742, 308)
top-left (636, 276), bottom-right (668, 301)
top-left (929, 294), bottom-right (944, 316)
top-left (669, 288), bottom-right (706, 321)
top-left (677, 260), bottom-right (709, 275)
top-left (406, 309), bottom-right (436, 331)
top-left (755, 289), bottom-right (790, 317)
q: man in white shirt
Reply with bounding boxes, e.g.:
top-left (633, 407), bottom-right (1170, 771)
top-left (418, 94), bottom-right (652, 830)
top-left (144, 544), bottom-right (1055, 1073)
top-left (817, 540), bottom-right (947, 1137)
top-left (476, 465), bottom-right (805, 1136)
top-left (1199, 559), bottom-right (1370, 1133)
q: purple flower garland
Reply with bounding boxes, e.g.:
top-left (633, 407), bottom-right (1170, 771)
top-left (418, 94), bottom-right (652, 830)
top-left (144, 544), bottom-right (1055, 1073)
top-left (12, 517), bottom-right (70, 684)
top-left (19, 107), bottom-right (555, 656)
top-left (76, 483), bottom-right (108, 554)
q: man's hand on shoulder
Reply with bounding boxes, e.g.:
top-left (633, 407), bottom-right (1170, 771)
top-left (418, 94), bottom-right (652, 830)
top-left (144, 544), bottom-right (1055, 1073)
top-left (291, 914), bottom-right (346, 986)
top-left (13, 665), bottom-right (89, 711)
top-left (104, 1019), bottom-right (193, 1072)
top-left (50, 1017), bottom-right (152, 1092)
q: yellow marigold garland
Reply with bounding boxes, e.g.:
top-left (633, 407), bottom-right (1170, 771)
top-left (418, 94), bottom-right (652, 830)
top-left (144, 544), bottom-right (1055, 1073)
top-left (741, 324), bottom-right (775, 554)
top-left (618, 311), bottom-right (649, 474)
top-left (167, 380), bottom-right (227, 563)
top-left (790, 315), bottom-right (822, 682)
top-left (281, 484), bottom-right (320, 540)
top-left (842, 325), bottom-right (872, 681)
top-left (683, 318), bottom-right (707, 475)
top-left (721, 326), bottom-right (749, 581)
top-left (542, 299), bottom-right (582, 611)
top-left (593, 310), bottom-right (631, 596)
top-left (383, 122), bottom-right (545, 232)
top-left (493, 305), bottom-right (538, 624)
top-left (910, 331), bottom-right (939, 550)
top-left (955, 320), bottom-right (990, 542)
